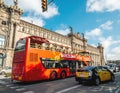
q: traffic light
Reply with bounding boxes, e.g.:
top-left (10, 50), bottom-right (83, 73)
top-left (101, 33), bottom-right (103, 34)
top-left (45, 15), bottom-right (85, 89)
top-left (41, 0), bottom-right (48, 12)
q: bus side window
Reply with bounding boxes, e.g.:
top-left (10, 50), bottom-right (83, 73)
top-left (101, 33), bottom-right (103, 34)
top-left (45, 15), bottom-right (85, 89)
top-left (47, 63), bottom-right (52, 68)
top-left (37, 44), bottom-right (41, 49)
top-left (55, 63), bottom-right (61, 68)
top-left (30, 43), bottom-right (35, 48)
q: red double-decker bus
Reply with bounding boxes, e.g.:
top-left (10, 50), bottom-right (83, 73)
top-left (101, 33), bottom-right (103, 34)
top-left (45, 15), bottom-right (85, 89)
top-left (12, 36), bottom-right (83, 82)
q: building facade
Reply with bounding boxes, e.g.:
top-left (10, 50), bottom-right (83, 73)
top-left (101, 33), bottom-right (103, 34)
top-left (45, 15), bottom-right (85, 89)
top-left (0, 0), bottom-right (105, 68)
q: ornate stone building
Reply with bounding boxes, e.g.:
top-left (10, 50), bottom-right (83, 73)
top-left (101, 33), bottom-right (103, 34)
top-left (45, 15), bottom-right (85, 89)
top-left (0, 0), bottom-right (105, 68)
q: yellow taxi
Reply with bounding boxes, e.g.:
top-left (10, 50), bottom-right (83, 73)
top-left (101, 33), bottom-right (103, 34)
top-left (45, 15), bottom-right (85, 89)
top-left (75, 66), bottom-right (115, 85)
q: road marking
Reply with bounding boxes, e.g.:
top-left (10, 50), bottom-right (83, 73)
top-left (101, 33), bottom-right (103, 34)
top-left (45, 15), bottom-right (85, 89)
top-left (115, 88), bottom-right (120, 93)
top-left (23, 91), bottom-right (35, 93)
top-left (109, 87), bottom-right (113, 93)
top-left (6, 84), bottom-right (12, 87)
top-left (55, 85), bottom-right (81, 93)
top-left (16, 88), bottom-right (25, 91)
top-left (10, 86), bottom-right (19, 89)
top-left (0, 80), bottom-right (7, 84)
top-left (88, 87), bottom-right (92, 89)
top-left (99, 86), bottom-right (104, 91)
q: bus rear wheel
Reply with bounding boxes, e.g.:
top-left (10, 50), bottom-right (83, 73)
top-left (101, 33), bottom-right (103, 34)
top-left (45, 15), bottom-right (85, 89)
top-left (50, 71), bottom-right (57, 80)
top-left (60, 71), bottom-right (66, 79)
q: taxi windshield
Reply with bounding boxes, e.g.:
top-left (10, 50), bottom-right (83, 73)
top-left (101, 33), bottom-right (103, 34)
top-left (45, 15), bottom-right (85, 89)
top-left (83, 66), bottom-right (94, 71)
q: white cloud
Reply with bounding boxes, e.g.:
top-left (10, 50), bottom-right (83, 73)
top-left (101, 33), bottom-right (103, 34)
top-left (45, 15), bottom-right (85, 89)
top-left (4, 0), bottom-right (59, 26)
top-left (99, 36), bottom-right (120, 60)
top-left (87, 0), bottom-right (120, 12)
top-left (55, 28), bottom-right (70, 36)
top-left (100, 21), bottom-right (113, 30)
top-left (111, 46), bottom-right (120, 54)
top-left (99, 36), bottom-right (112, 52)
top-left (84, 21), bottom-right (120, 60)
top-left (21, 16), bottom-right (45, 27)
top-left (55, 24), bottom-right (71, 35)
top-left (86, 28), bottom-right (102, 36)
top-left (85, 21), bottom-right (113, 39)
top-left (85, 28), bottom-right (102, 39)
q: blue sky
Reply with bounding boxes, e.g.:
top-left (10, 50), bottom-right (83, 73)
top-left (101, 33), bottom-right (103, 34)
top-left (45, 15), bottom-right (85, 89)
top-left (4, 0), bottom-right (120, 60)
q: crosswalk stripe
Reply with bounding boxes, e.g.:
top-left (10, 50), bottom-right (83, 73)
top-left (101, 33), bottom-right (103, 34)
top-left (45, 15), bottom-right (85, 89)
top-left (10, 86), bottom-right (19, 89)
top-left (23, 91), bottom-right (35, 93)
top-left (16, 88), bottom-right (25, 91)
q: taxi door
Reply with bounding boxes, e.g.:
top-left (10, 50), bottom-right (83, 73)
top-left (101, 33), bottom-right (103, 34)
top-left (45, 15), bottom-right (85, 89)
top-left (97, 66), bottom-right (106, 81)
top-left (102, 67), bottom-right (111, 81)
top-left (97, 69), bottom-right (106, 81)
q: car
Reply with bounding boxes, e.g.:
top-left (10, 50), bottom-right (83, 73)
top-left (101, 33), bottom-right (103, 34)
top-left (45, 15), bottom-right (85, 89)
top-left (0, 67), bottom-right (12, 75)
top-left (106, 64), bottom-right (119, 72)
top-left (117, 65), bottom-right (120, 71)
top-left (75, 66), bottom-right (115, 86)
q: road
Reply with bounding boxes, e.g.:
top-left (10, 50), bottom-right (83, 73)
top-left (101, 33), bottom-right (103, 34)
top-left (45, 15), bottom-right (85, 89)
top-left (0, 72), bottom-right (120, 93)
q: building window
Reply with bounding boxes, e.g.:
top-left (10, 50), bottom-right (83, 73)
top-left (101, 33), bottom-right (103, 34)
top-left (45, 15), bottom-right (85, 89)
top-left (39, 32), bottom-right (43, 37)
top-left (0, 35), bottom-right (5, 48)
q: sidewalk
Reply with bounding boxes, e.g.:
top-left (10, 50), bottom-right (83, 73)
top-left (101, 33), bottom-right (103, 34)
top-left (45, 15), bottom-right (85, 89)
top-left (0, 75), bottom-right (8, 79)
top-left (0, 75), bottom-right (6, 79)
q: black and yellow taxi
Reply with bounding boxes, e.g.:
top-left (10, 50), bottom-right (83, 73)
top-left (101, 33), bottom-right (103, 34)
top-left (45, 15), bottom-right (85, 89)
top-left (75, 66), bottom-right (115, 85)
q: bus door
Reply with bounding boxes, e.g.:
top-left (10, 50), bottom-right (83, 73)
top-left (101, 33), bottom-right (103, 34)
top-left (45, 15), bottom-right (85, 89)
top-left (69, 61), bottom-right (76, 75)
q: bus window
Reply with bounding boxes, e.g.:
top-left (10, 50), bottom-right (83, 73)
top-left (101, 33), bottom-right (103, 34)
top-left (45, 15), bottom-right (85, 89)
top-left (41, 58), bottom-right (56, 69)
top-left (60, 60), bottom-right (69, 68)
top-left (30, 43), bottom-right (42, 49)
top-left (15, 38), bottom-right (26, 51)
top-left (54, 63), bottom-right (61, 68)
top-left (69, 61), bottom-right (76, 73)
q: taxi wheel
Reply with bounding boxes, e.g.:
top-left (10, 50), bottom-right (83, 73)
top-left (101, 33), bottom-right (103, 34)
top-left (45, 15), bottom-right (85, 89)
top-left (111, 75), bottom-right (115, 82)
top-left (94, 77), bottom-right (100, 86)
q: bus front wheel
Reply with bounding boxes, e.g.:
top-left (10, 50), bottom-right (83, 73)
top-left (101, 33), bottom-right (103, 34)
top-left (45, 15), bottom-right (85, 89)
top-left (50, 71), bottom-right (57, 80)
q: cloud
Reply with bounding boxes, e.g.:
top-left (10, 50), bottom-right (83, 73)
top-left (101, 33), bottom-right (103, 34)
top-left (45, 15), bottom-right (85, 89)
top-left (99, 36), bottom-right (112, 52)
top-left (93, 34), bottom-right (120, 60)
top-left (98, 35), bottom-right (120, 60)
top-left (55, 24), bottom-right (71, 35)
top-left (55, 29), bottom-right (70, 35)
top-left (100, 21), bottom-right (113, 30)
top-left (111, 46), bottom-right (120, 54)
top-left (85, 21), bottom-right (113, 39)
top-left (4, 0), bottom-right (59, 26)
top-left (85, 28), bottom-right (102, 39)
top-left (87, 0), bottom-right (120, 12)
top-left (84, 21), bottom-right (120, 60)
top-left (21, 16), bottom-right (45, 27)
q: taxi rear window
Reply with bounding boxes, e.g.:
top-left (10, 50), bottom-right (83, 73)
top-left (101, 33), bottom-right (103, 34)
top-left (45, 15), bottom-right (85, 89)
top-left (83, 66), bottom-right (94, 71)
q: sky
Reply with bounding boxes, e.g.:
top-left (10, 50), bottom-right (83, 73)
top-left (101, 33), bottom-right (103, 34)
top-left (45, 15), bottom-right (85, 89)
top-left (3, 0), bottom-right (120, 60)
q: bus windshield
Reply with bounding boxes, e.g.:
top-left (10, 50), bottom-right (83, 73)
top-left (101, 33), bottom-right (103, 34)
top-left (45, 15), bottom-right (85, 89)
top-left (15, 38), bottom-right (26, 51)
